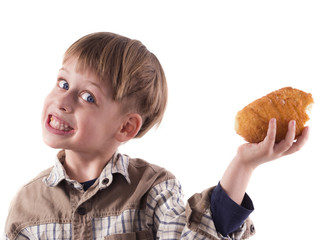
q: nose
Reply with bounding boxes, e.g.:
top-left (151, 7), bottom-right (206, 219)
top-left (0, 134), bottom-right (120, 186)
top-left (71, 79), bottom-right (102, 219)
top-left (59, 105), bottom-right (72, 112)
top-left (57, 92), bottom-right (75, 113)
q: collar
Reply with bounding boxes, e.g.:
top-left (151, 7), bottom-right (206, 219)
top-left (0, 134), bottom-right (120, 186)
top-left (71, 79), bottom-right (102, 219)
top-left (43, 150), bottom-right (131, 191)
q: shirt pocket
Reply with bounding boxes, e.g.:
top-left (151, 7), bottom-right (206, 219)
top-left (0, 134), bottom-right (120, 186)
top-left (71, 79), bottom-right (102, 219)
top-left (104, 229), bottom-right (154, 240)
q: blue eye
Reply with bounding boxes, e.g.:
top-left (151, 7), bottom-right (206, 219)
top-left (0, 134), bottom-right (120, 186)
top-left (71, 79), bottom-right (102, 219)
top-left (58, 80), bottom-right (69, 90)
top-left (81, 92), bottom-right (95, 103)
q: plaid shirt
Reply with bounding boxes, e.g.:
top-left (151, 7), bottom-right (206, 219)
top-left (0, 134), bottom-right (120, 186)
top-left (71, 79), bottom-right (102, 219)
top-left (3, 151), bottom-right (254, 240)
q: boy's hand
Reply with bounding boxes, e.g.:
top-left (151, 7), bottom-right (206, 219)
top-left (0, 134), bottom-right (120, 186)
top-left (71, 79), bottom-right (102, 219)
top-left (220, 118), bottom-right (309, 205)
top-left (236, 118), bottom-right (310, 170)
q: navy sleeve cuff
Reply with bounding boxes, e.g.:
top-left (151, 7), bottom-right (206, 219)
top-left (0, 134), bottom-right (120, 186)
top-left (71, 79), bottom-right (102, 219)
top-left (210, 182), bottom-right (254, 237)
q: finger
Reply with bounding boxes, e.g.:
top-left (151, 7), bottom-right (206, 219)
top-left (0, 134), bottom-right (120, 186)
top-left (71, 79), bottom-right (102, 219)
top-left (264, 118), bottom-right (277, 147)
top-left (274, 120), bottom-right (296, 154)
top-left (284, 126), bottom-right (310, 155)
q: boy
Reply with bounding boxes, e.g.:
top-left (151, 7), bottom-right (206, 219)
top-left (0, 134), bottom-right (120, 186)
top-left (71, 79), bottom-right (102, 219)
top-left (3, 32), bottom-right (309, 240)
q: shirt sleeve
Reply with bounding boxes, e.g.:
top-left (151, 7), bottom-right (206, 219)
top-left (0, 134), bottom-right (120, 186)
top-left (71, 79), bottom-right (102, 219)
top-left (211, 182), bottom-right (254, 237)
top-left (145, 178), bottom-right (255, 239)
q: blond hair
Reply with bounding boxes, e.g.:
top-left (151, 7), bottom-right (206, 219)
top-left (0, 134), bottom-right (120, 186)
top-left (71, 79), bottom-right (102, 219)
top-left (63, 32), bottom-right (168, 138)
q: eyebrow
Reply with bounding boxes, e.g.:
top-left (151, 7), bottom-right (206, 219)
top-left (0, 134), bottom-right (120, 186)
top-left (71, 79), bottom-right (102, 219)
top-left (88, 81), bottom-right (102, 90)
top-left (59, 67), bottom-right (103, 92)
top-left (59, 67), bottom-right (68, 73)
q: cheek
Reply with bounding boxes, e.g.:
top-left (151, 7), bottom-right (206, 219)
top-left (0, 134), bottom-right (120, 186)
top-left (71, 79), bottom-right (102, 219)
top-left (41, 96), bottom-right (51, 121)
top-left (80, 118), bottom-right (116, 140)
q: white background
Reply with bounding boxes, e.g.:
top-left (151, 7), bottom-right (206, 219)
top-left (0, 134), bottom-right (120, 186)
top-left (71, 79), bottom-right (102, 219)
top-left (0, 1), bottom-right (319, 239)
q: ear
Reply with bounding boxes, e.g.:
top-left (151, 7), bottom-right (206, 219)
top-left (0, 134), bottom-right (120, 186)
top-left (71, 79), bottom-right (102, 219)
top-left (115, 113), bottom-right (143, 142)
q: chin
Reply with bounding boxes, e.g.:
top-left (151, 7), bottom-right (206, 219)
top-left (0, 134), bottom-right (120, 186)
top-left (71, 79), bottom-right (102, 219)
top-left (42, 131), bottom-right (67, 149)
top-left (42, 137), bottom-right (64, 149)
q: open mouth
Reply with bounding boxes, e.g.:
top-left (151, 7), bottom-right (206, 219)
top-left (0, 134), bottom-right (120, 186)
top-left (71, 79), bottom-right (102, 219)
top-left (48, 115), bottom-right (74, 132)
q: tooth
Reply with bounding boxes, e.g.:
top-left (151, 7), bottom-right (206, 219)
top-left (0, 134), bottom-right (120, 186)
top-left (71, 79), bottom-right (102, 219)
top-left (50, 119), bottom-right (54, 128)
top-left (49, 116), bottom-right (71, 131)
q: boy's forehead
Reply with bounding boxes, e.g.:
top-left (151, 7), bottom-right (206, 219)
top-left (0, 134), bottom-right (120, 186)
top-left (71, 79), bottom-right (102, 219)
top-left (60, 57), bottom-right (113, 96)
top-left (62, 57), bottom-right (100, 80)
top-left (62, 52), bottom-right (112, 85)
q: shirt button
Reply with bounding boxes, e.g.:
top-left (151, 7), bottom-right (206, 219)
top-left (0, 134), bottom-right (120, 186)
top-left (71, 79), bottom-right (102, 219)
top-left (250, 224), bottom-right (255, 233)
top-left (102, 178), bottom-right (109, 185)
top-left (77, 207), bottom-right (87, 215)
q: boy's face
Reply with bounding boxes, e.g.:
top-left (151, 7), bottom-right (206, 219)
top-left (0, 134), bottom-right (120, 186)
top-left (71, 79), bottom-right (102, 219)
top-left (42, 57), bottom-right (124, 154)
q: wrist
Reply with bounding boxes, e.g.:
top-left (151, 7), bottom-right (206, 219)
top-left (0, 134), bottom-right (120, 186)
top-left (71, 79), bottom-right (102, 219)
top-left (233, 154), bottom-right (257, 173)
top-left (220, 156), bottom-right (255, 205)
